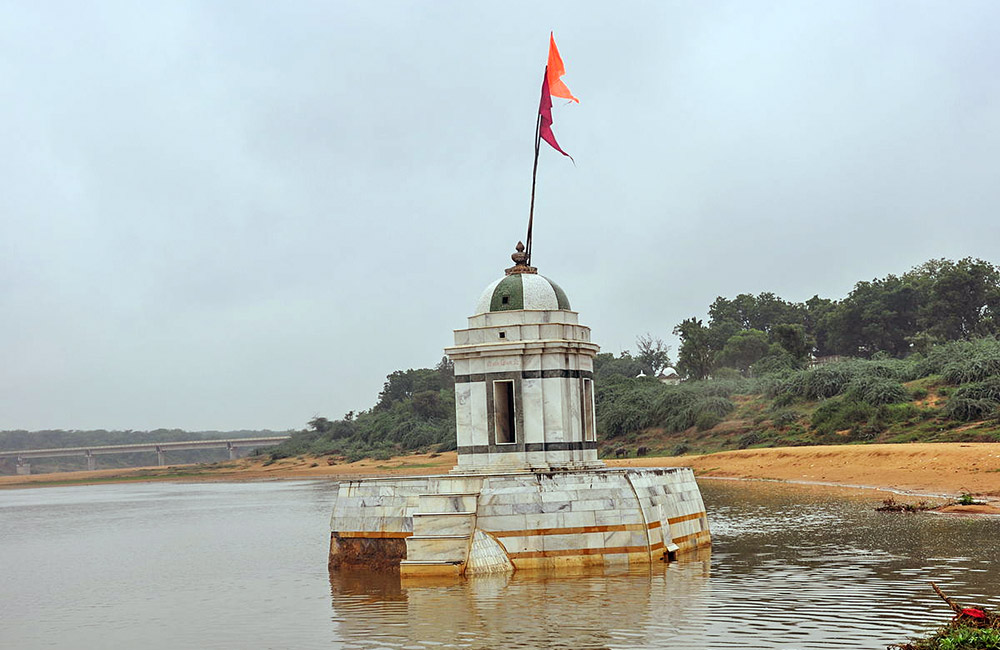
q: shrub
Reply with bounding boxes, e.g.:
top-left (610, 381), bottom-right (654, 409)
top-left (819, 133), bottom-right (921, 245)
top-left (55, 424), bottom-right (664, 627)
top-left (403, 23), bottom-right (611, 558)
top-left (752, 351), bottom-right (799, 376)
top-left (696, 396), bottom-right (737, 418)
top-left (695, 412), bottom-right (722, 431)
top-left (802, 364), bottom-right (856, 399)
top-left (738, 431), bottom-right (761, 449)
top-left (811, 398), bottom-right (876, 437)
top-left (885, 403), bottom-right (920, 422)
top-left (953, 376), bottom-right (1000, 402)
top-left (670, 443), bottom-right (690, 456)
top-left (772, 410), bottom-right (799, 427)
top-left (944, 397), bottom-right (998, 422)
top-left (844, 376), bottom-right (909, 405)
top-left (712, 367), bottom-right (742, 380)
top-left (943, 356), bottom-right (1000, 384)
top-left (910, 387), bottom-right (929, 401)
top-left (598, 379), bottom-right (669, 437)
top-left (772, 391), bottom-right (797, 407)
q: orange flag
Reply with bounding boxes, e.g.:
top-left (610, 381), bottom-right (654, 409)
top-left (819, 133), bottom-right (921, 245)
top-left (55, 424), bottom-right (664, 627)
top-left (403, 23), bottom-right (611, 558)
top-left (546, 32), bottom-right (578, 103)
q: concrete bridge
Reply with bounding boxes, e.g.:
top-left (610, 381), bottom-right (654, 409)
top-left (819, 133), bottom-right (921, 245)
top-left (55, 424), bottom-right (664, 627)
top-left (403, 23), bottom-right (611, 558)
top-left (0, 436), bottom-right (291, 474)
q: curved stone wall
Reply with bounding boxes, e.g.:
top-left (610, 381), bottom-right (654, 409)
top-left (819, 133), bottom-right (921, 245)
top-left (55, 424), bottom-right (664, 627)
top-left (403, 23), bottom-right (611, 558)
top-left (328, 467), bottom-right (711, 575)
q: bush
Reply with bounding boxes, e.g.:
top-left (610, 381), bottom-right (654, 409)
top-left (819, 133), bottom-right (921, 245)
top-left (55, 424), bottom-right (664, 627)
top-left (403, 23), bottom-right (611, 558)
top-left (943, 357), bottom-right (1000, 384)
top-left (695, 412), bottom-right (722, 431)
top-left (802, 364), bottom-right (856, 399)
top-left (772, 391), bottom-right (797, 407)
top-left (738, 431), bottom-right (761, 449)
top-left (597, 378), bottom-right (669, 437)
top-left (910, 387), bottom-right (929, 401)
top-left (844, 376), bottom-right (909, 405)
top-left (772, 410), bottom-right (799, 427)
top-left (752, 351), bottom-right (800, 376)
top-left (885, 403), bottom-right (920, 422)
top-left (670, 443), bottom-right (690, 456)
top-left (696, 396), bottom-right (737, 418)
top-left (944, 397), bottom-right (998, 422)
top-left (712, 367), bottom-right (742, 380)
top-left (811, 398), bottom-right (876, 437)
top-left (953, 376), bottom-right (1000, 402)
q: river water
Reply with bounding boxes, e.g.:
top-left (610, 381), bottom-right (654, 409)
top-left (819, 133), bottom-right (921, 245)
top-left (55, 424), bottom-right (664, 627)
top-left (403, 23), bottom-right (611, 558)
top-left (1, 479), bottom-right (997, 649)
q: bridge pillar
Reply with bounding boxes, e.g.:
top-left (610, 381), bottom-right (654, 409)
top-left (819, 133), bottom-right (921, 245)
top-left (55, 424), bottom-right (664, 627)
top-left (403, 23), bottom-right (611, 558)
top-left (227, 442), bottom-right (238, 460)
top-left (156, 447), bottom-right (165, 466)
top-left (86, 452), bottom-right (96, 471)
top-left (16, 457), bottom-right (31, 475)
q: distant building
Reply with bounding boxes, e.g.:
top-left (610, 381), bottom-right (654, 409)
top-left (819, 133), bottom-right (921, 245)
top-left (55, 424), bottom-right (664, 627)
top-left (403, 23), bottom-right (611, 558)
top-left (657, 367), bottom-right (682, 385)
top-left (809, 355), bottom-right (847, 368)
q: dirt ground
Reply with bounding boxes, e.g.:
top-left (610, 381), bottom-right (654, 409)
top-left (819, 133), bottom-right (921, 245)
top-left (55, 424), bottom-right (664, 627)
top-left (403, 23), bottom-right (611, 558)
top-left (4, 443), bottom-right (1000, 507)
top-left (608, 442), bottom-right (1000, 500)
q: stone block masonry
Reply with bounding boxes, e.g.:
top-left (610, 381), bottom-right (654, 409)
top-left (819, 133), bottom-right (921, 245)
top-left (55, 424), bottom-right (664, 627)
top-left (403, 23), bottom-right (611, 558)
top-left (329, 467), bottom-right (710, 575)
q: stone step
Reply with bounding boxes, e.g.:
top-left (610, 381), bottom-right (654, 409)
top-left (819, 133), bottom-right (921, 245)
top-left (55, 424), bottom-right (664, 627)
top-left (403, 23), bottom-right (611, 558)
top-left (405, 535), bottom-right (471, 563)
top-left (412, 512), bottom-right (476, 537)
top-left (399, 560), bottom-right (463, 577)
top-left (418, 493), bottom-right (479, 514)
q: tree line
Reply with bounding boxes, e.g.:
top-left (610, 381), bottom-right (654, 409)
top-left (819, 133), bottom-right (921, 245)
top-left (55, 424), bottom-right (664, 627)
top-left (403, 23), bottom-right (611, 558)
top-left (673, 258), bottom-right (1000, 379)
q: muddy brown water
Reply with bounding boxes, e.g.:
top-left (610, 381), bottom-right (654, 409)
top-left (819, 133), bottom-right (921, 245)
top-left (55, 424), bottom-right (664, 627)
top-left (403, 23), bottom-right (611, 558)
top-left (1, 479), bottom-right (997, 649)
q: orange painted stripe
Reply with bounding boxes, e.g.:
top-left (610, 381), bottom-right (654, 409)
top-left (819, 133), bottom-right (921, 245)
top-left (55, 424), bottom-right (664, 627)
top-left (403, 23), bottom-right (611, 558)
top-left (487, 515), bottom-right (695, 539)
top-left (335, 531), bottom-right (412, 539)
top-left (650, 541), bottom-right (664, 551)
top-left (491, 523), bottom-right (645, 538)
top-left (668, 511), bottom-right (706, 525)
top-left (672, 530), bottom-right (711, 545)
top-left (508, 545), bottom-right (648, 559)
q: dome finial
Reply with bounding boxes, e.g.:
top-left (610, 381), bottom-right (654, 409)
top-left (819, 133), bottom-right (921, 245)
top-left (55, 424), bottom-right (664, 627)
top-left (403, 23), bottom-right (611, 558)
top-left (506, 241), bottom-right (537, 275)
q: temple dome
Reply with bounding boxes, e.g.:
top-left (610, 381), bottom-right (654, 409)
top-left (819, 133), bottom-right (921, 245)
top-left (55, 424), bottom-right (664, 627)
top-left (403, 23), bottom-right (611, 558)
top-left (475, 273), bottom-right (571, 314)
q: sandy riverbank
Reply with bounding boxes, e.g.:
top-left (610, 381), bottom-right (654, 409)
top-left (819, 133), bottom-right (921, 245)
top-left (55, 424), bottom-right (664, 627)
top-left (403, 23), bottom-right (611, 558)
top-left (3, 443), bottom-right (1000, 505)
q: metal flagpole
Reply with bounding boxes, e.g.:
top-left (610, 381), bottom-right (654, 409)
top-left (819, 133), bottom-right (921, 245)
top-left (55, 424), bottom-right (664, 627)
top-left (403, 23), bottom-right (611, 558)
top-left (525, 71), bottom-right (545, 268)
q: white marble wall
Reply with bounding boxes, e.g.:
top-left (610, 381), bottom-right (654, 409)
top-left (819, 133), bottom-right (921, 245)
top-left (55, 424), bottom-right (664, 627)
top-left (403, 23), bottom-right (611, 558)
top-left (329, 468), bottom-right (711, 570)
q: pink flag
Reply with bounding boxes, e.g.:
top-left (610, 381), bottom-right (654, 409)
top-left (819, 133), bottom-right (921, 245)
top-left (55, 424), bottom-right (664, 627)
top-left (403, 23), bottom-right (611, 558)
top-left (538, 69), bottom-right (571, 159)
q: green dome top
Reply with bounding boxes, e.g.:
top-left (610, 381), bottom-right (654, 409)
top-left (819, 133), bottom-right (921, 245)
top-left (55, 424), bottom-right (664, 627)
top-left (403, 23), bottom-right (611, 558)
top-left (475, 273), bottom-right (571, 314)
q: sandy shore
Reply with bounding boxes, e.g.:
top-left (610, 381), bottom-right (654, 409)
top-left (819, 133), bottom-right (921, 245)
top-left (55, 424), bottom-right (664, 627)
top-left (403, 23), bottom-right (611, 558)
top-left (3, 443), bottom-right (1000, 507)
top-left (608, 442), bottom-right (1000, 498)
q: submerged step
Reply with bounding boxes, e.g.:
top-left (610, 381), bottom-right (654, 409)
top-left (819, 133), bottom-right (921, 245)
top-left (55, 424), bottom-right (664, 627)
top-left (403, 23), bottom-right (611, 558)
top-left (405, 535), bottom-right (471, 563)
top-left (399, 559), bottom-right (464, 577)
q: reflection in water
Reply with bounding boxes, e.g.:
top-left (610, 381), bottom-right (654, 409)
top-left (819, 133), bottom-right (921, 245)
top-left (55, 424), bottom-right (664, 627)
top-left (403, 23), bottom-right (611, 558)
top-left (329, 481), bottom-right (1000, 650)
top-left (1, 478), bottom-right (997, 649)
top-left (331, 557), bottom-right (712, 650)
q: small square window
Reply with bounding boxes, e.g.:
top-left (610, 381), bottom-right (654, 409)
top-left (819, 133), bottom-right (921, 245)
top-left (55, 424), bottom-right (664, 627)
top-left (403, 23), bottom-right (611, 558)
top-left (499, 331), bottom-right (506, 339)
top-left (501, 295), bottom-right (509, 305)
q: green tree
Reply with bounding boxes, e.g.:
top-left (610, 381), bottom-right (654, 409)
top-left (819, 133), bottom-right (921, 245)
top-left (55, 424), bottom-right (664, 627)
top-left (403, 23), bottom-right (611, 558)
top-left (593, 351), bottom-right (646, 380)
top-left (716, 329), bottom-right (770, 375)
top-left (910, 258), bottom-right (1000, 340)
top-left (673, 318), bottom-right (714, 380)
top-left (823, 275), bottom-right (920, 357)
top-left (770, 323), bottom-right (813, 363)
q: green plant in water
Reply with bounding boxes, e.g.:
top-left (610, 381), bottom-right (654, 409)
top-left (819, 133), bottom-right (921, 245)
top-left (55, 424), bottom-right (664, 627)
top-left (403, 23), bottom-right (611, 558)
top-left (893, 625), bottom-right (1000, 650)
top-left (938, 627), bottom-right (1000, 650)
top-left (958, 493), bottom-right (976, 506)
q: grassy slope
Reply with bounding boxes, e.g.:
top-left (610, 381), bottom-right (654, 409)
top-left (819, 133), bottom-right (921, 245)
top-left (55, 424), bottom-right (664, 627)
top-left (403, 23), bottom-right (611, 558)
top-left (607, 375), bottom-right (1000, 458)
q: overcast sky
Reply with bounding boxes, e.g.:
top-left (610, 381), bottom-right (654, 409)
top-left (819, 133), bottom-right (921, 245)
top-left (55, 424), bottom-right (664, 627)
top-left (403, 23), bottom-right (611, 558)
top-left (2, 1), bottom-right (999, 432)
